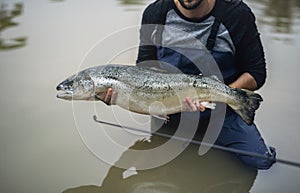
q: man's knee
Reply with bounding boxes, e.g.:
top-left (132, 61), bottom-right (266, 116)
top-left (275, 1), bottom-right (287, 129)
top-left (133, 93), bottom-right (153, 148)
top-left (238, 147), bottom-right (276, 170)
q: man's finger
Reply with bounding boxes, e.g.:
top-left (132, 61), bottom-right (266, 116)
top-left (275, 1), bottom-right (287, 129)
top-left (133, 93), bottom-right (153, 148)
top-left (183, 97), bottom-right (197, 112)
top-left (188, 97), bottom-right (197, 111)
top-left (110, 90), bottom-right (118, 105)
top-left (194, 100), bottom-right (206, 112)
top-left (104, 88), bottom-right (113, 105)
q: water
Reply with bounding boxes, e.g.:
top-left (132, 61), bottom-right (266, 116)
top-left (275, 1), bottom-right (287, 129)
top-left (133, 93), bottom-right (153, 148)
top-left (0, 0), bottom-right (300, 192)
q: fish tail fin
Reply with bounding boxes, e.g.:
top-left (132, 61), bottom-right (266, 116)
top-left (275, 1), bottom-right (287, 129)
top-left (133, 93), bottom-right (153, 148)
top-left (228, 89), bottom-right (263, 125)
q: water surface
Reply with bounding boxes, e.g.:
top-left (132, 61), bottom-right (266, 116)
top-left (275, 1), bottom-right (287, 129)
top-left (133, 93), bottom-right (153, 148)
top-left (0, 0), bottom-right (300, 193)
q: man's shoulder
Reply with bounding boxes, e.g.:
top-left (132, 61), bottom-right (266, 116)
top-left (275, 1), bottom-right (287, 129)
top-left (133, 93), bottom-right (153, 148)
top-left (145, 0), bottom-right (171, 9)
top-left (219, 0), bottom-right (251, 19)
top-left (142, 0), bottom-right (172, 24)
top-left (143, 0), bottom-right (164, 17)
top-left (218, 0), bottom-right (255, 24)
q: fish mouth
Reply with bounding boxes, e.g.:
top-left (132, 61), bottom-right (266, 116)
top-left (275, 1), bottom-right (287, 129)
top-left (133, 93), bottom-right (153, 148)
top-left (56, 84), bottom-right (73, 99)
top-left (56, 90), bottom-right (73, 99)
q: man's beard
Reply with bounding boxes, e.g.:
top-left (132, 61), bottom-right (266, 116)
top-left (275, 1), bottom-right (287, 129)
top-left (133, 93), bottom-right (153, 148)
top-left (178, 0), bottom-right (204, 10)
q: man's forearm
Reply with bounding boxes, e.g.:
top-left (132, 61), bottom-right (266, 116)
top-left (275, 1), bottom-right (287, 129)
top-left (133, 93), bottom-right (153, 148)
top-left (229, 72), bottom-right (258, 91)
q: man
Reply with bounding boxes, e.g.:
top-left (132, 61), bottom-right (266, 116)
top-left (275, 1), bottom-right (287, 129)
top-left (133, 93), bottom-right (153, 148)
top-left (104, 0), bottom-right (276, 169)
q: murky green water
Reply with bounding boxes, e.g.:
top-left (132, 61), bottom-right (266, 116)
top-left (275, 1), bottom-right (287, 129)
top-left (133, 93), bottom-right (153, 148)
top-left (1, 0), bottom-right (300, 192)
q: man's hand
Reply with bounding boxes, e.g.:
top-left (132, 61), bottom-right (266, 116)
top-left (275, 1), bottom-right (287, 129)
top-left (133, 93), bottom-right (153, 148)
top-left (183, 97), bottom-right (206, 112)
top-left (97, 88), bottom-right (117, 105)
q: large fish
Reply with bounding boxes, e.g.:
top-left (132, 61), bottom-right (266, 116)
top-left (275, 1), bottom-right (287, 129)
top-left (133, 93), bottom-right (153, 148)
top-left (56, 64), bottom-right (263, 125)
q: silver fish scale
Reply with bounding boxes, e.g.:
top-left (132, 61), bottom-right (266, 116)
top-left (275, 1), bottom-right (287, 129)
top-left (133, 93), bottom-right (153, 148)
top-left (117, 66), bottom-right (195, 91)
top-left (57, 64), bottom-right (263, 125)
top-left (85, 65), bottom-right (232, 102)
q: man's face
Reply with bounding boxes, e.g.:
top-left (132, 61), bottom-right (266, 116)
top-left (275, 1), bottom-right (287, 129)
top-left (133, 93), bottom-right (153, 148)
top-left (178, 0), bottom-right (204, 10)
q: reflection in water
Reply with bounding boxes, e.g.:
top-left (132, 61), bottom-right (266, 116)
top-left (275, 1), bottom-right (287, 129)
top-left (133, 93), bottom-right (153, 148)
top-left (63, 136), bottom-right (257, 193)
top-left (252, 0), bottom-right (300, 34)
top-left (0, 2), bottom-right (26, 50)
top-left (117, 0), bottom-right (149, 11)
top-left (118, 0), bottom-right (146, 5)
top-left (49, 0), bottom-right (65, 2)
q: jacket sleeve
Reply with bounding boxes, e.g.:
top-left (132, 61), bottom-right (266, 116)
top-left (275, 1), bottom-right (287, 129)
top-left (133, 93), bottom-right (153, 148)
top-left (136, 3), bottom-right (159, 67)
top-left (235, 7), bottom-right (267, 89)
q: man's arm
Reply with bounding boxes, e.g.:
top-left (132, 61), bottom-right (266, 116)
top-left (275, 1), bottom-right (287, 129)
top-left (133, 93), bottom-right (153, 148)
top-left (136, 3), bottom-right (160, 66)
top-left (229, 72), bottom-right (257, 91)
top-left (234, 5), bottom-right (267, 90)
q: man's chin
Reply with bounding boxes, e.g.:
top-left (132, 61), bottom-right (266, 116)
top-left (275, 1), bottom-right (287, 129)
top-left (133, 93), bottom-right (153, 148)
top-left (178, 0), bottom-right (203, 10)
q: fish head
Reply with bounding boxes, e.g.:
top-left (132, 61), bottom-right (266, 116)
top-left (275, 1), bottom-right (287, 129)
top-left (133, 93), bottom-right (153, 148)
top-left (56, 71), bottom-right (95, 100)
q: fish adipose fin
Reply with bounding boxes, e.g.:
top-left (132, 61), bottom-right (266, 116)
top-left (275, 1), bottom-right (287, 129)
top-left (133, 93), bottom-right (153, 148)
top-left (229, 89), bottom-right (263, 125)
top-left (209, 75), bottom-right (222, 82)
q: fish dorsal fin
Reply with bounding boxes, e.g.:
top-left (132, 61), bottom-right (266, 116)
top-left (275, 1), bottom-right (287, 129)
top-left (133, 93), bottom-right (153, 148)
top-left (210, 75), bottom-right (222, 82)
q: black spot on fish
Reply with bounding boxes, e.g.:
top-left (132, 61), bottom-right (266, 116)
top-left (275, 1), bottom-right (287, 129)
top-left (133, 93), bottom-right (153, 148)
top-left (193, 80), bottom-right (197, 87)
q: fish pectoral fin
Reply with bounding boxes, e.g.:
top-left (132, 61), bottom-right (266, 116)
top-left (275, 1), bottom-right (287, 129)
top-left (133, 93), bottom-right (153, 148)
top-left (95, 94), bottom-right (112, 106)
top-left (94, 94), bottom-right (102, 101)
